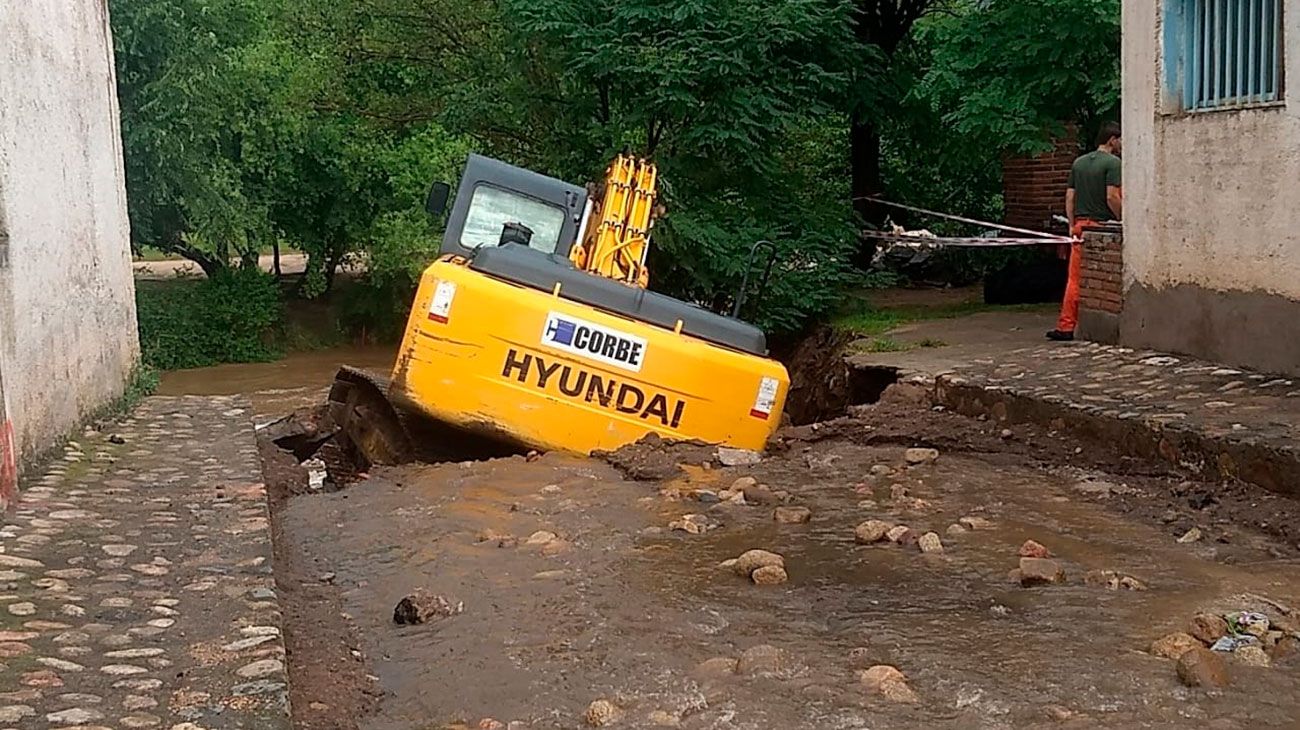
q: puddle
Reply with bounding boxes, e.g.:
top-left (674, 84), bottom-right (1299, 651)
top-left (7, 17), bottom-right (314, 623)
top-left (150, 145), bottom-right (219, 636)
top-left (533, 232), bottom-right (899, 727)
top-left (278, 439), bottom-right (1300, 729)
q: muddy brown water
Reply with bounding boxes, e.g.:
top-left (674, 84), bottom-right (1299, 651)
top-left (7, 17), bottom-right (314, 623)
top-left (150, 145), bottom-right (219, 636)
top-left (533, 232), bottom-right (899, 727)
top-left (158, 346), bottom-right (395, 418)
top-left (162, 349), bottom-right (1300, 728)
top-left (280, 438), bottom-right (1300, 730)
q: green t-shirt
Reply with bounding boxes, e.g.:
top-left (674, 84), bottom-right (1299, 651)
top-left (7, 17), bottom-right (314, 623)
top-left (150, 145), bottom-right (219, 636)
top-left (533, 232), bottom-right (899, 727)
top-left (1068, 150), bottom-right (1122, 221)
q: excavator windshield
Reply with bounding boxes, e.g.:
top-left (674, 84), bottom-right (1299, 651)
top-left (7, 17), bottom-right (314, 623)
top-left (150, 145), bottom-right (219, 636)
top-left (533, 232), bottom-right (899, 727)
top-left (461, 185), bottom-right (568, 254)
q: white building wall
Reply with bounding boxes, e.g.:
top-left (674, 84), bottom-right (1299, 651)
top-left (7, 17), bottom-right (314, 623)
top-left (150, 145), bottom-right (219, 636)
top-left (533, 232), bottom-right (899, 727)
top-left (1122, 0), bottom-right (1300, 374)
top-left (0, 1), bottom-right (139, 479)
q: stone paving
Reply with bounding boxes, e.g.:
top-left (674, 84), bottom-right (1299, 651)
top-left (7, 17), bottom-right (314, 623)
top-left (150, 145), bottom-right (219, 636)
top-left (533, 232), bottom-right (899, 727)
top-left (849, 311), bottom-right (1300, 496)
top-left (0, 396), bottom-right (289, 729)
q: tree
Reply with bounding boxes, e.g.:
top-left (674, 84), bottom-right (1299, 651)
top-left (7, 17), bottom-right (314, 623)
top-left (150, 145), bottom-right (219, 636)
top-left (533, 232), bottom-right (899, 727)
top-left (921, 0), bottom-right (1121, 154)
top-left (111, 0), bottom-right (283, 275)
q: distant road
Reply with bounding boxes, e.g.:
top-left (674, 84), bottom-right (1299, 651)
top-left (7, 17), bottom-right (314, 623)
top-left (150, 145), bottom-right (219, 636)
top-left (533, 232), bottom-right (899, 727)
top-left (132, 253), bottom-right (361, 280)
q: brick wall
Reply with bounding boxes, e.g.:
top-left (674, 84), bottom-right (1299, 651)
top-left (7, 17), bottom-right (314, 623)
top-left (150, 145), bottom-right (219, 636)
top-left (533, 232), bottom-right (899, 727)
top-left (1002, 132), bottom-right (1080, 232)
top-left (1076, 226), bottom-right (1124, 344)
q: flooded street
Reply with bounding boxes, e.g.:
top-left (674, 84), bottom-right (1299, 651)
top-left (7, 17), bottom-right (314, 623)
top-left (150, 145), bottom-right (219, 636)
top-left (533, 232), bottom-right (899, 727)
top-left (162, 350), bottom-right (1300, 729)
top-left (158, 346), bottom-right (394, 418)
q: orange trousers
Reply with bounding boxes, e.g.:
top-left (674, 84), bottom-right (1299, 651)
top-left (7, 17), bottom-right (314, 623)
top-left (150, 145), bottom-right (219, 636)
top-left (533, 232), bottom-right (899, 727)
top-left (1056, 218), bottom-right (1099, 333)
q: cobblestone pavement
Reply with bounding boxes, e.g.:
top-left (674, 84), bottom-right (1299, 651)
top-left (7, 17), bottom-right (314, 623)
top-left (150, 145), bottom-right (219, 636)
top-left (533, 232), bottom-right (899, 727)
top-left (0, 396), bottom-right (289, 729)
top-left (850, 312), bottom-right (1300, 495)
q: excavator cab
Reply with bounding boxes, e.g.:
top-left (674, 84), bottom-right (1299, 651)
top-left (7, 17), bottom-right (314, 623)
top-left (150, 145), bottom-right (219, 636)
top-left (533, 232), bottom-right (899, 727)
top-left (435, 154), bottom-right (589, 259)
top-left (329, 153), bottom-right (790, 466)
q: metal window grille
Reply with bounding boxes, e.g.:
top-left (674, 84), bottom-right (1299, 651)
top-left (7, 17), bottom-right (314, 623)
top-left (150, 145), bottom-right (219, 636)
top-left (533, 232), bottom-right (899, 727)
top-left (1183, 0), bottom-right (1284, 110)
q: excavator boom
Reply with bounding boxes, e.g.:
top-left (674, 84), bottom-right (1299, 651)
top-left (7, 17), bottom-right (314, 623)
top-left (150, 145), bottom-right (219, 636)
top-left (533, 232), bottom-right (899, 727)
top-left (570, 155), bottom-right (658, 287)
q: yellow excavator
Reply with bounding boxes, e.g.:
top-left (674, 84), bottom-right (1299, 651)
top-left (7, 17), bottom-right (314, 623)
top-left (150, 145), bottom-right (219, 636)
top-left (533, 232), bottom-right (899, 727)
top-left (328, 153), bottom-right (790, 465)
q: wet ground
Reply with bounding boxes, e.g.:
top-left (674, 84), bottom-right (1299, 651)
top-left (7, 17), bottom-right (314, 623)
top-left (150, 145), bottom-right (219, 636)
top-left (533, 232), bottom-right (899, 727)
top-left (272, 405), bottom-right (1300, 730)
top-left (154, 341), bottom-right (1300, 729)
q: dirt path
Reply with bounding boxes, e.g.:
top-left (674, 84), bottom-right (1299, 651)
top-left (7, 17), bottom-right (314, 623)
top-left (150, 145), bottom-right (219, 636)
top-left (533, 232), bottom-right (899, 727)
top-left (263, 402), bottom-right (1300, 729)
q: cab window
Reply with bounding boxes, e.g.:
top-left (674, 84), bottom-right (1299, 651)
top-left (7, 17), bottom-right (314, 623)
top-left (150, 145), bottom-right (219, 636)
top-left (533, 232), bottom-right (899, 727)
top-left (461, 185), bottom-right (566, 254)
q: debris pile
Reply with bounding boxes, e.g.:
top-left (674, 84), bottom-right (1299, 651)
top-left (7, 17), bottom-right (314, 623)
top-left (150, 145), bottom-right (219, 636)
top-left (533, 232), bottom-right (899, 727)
top-left (1151, 601), bottom-right (1300, 684)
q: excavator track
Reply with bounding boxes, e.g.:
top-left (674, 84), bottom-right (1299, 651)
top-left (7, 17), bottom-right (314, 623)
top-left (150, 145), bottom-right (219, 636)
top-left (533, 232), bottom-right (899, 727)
top-left (327, 366), bottom-right (415, 467)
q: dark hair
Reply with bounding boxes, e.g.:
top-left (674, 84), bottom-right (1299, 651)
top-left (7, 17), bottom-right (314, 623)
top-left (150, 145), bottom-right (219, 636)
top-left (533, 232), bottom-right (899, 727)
top-left (1097, 122), bottom-right (1122, 147)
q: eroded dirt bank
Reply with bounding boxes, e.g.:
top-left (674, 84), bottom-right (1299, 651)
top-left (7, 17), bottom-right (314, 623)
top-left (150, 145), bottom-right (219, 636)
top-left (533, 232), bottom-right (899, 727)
top-left (265, 400), bottom-right (1300, 730)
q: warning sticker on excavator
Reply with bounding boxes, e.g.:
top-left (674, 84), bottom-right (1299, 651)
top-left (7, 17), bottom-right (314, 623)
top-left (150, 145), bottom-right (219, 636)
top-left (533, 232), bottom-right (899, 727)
top-left (427, 281), bottom-right (456, 323)
top-left (750, 377), bottom-right (779, 420)
top-left (540, 311), bottom-right (647, 372)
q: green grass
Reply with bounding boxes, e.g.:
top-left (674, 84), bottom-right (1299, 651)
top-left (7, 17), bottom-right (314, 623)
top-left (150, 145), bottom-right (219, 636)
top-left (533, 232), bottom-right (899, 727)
top-left (834, 299), bottom-right (1051, 353)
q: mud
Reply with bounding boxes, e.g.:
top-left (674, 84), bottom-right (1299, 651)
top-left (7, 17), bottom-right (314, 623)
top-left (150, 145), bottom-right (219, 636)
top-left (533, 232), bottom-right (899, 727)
top-left (266, 400), bottom-right (1300, 729)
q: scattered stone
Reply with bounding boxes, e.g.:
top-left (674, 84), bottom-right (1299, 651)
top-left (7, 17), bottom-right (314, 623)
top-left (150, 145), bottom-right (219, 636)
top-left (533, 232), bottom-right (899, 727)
top-left (393, 589), bottom-right (464, 625)
top-left (669, 514), bottom-right (716, 535)
top-left (855, 520), bottom-right (893, 544)
top-left (869, 465), bottom-right (893, 477)
top-left (958, 516), bottom-right (994, 531)
top-left (741, 484), bottom-right (778, 505)
top-left (1188, 614), bottom-right (1230, 645)
top-left (733, 549), bottom-right (784, 578)
top-left (0, 642), bottom-right (31, 658)
top-left (1018, 558), bottom-right (1065, 586)
top-left (730, 476), bottom-right (758, 491)
top-left (945, 523), bottom-right (967, 537)
top-left (525, 530), bottom-right (559, 545)
top-left (917, 532), bottom-right (943, 554)
top-left (716, 447), bottom-right (761, 467)
top-left (1233, 645), bottom-right (1271, 667)
top-left (903, 448), bottom-right (939, 465)
top-left (692, 657), bottom-right (738, 678)
top-left (21, 669), bottom-right (63, 687)
top-left (1269, 635), bottom-right (1299, 662)
top-left (1177, 647), bottom-right (1230, 688)
top-left (6, 602), bottom-right (36, 616)
top-left (319, 572), bottom-right (337, 584)
top-left (1120, 576), bottom-right (1149, 591)
top-left (221, 636), bottom-right (275, 652)
top-left (888, 484), bottom-right (908, 500)
top-left (751, 565), bottom-right (789, 585)
top-left (1042, 705), bottom-right (1076, 722)
top-left (1151, 632), bottom-right (1205, 660)
top-left (859, 665), bottom-right (918, 703)
top-left (736, 644), bottom-right (784, 677)
top-left (1177, 527), bottom-right (1203, 544)
top-left (1018, 540), bottom-right (1052, 559)
top-left (773, 506), bottom-right (812, 524)
top-left (479, 719), bottom-right (506, 730)
top-left (885, 525), bottom-right (911, 543)
top-left (585, 699), bottom-right (620, 727)
top-left (101, 544), bottom-right (137, 557)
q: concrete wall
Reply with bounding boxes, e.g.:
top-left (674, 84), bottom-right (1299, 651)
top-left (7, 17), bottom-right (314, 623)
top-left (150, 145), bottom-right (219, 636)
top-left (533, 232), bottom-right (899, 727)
top-left (0, 0), bottom-right (139, 494)
top-left (1122, 1), bottom-right (1300, 375)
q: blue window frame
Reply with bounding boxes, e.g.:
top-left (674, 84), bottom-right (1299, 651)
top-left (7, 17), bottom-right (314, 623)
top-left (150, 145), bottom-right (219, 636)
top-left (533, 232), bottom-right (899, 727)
top-left (1167, 0), bottom-right (1284, 111)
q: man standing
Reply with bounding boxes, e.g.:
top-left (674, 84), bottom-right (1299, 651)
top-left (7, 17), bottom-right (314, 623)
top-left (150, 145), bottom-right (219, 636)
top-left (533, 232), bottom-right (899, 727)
top-left (1047, 122), bottom-right (1122, 341)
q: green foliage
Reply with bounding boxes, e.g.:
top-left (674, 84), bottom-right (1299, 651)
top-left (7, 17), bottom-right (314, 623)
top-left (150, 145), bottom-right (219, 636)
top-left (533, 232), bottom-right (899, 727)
top-left (135, 269), bottom-right (284, 370)
top-left (920, 0), bottom-right (1121, 154)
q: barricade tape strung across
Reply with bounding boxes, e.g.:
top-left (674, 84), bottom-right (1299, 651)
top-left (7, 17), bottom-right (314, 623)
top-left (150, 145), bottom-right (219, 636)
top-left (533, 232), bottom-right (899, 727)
top-left (859, 197), bottom-right (1076, 248)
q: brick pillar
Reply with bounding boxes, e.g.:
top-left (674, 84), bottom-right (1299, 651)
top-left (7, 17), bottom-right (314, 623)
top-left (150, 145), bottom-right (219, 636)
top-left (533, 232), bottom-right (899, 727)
top-left (1076, 226), bottom-right (1124, 344)
top-left (1002, 130), bottom-right (1079, 232)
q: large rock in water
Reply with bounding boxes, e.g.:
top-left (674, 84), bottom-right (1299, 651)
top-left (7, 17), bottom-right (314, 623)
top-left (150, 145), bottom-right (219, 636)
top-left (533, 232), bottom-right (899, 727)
top-left (751, 565), bottom-right (789, 585)
top-left (859, 665), bottom-right (919, 703)
top-left (1018, 558), bottom-right (1065, 586)
top-left (393, 589), bottom-right (464, 625)
top-left (733, 549), bottom-right (785, 578)
top-left (904, 448), bottom-right (939, 465)
top-left (1176, 647), bottom-right (1230, 688)
top-left (773, 506), bottom-right (812, 524)
top-left (855, 520), bottom-right (893, 544)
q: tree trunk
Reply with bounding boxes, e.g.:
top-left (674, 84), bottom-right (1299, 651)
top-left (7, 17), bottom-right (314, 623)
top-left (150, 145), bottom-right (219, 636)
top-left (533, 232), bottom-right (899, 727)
top-left (272, 240), bottom-right (282, 278)
top-left (850, 117), bottom-right (884, 270)
top-left (158, 232), bottom-right (226, 278)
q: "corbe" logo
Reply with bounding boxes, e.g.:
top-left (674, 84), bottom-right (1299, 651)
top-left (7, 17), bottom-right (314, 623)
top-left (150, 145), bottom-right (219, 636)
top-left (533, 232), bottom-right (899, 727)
top-left (540, 312), bottom-right (647, 372)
